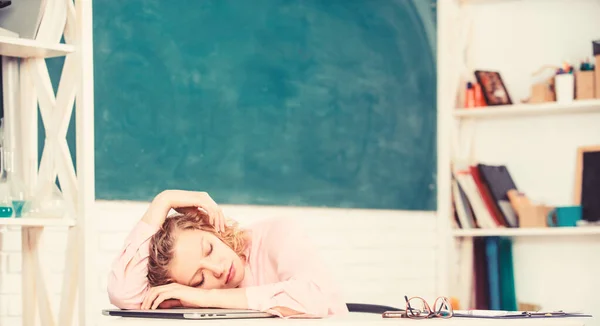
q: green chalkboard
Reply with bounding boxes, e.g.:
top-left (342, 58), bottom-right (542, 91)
top-left (59, 0), bottom-right (437, 209)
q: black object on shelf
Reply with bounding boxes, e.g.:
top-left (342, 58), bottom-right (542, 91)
top-left (593, 40), bottom-right (600, 56)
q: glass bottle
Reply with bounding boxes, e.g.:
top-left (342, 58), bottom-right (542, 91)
top-left (0, 120), bottom-right (13, 218)
top-left (0, 176), bottom-right (13, 218)
top-left (1, 117), bottom-right (28, 217)
top-left (22, 182), bottom-right (66, 219)
top-left (4, 150), bottom-right (28, 218)
top-left (8, 170), bottom-right (27, 217)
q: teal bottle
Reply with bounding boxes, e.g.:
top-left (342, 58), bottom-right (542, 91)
top-left (0, 177), bottom-right (13, 218)
top-left (0, 205), bottom-right (12, 218)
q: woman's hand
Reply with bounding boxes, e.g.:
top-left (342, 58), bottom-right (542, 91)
top-left (142, 190), bottom-right (226, 232)
top-left (141, 283), bottom-right (206, 310)
top-left (169, 190), bottom-right (226, 232)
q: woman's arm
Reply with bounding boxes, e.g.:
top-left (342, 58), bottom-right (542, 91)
top-left (107, 190), bottom-right (225, 309)
top-left (141, 218), bottom-right (348, 318)
top-left (106, 194), bottom-right (166, 309)
top-left (141, 282), bottom-right (308, 317)
top-left (140, 283), bottom-right (249, 310)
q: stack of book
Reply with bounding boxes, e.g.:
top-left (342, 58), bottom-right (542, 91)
top-left (451, 163), bottom-right (519, 311)
top-left (451, 164), bottom-right (519, 230)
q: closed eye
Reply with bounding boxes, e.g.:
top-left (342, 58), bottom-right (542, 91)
top-left (194, 275), bottom-right (204, 288)
top-left (192, 244), bottom-right (213, 287)
top-left (192, 271), bottom-right (204, 288)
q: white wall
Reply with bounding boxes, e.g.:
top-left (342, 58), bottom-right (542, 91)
top-left (0, 201), bottom-right (438, 325)
top-left (3, 1), bottom-right (600, 326)
top-left (441, 0), bottom-right (600, 325)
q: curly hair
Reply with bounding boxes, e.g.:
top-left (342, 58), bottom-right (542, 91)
top-left (147, 210), bottom-right (248, 287)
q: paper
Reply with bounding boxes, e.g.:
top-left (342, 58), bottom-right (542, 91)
top-left (453, 310), bottom-right (592, 319)
top-left (454, 309), bottom-right (525, 317)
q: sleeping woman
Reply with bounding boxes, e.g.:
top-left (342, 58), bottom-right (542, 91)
top-left (107, 190), bottom-right (349, 318)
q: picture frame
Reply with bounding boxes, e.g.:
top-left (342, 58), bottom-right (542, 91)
top-left (573, 145), bottom-right (600, 222)
top-left (474, 70), bottom-right (512, 106)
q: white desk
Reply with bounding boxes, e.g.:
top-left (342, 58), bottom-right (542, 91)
top-left (96, 313), bottom-right (591, 326)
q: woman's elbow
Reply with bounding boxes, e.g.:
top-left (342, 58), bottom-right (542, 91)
top-left (275, 302), bottom-right (336, 318)
top-left (107, 273), bottom-right (144, 310)
top-left (294, 283), bottom-right (348, 317)
top-left (270, 306), bottom-right (302, 317)
top-left (109, 296), bottom-right (141, 310)
top-left (276, 291), bottom-right (341, 318)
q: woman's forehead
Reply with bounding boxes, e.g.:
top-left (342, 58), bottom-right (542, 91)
top-left (170, 230), bottom-right (206, 281)
top-left (174, 229), bottom-right (206, 253)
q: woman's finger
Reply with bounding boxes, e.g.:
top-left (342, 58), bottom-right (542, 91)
top-left (171, 191), bottom-right (224, 231)
top-left (209, 213), bottom-right (215, 228)
top-left (193, 192), bottom-right (221, 229)
top-left (141, 288), bottom-right (156, 310)
top-left (212, 209), bottom-right (219, 232)
top-left (151, 293), bottom-right (169, 310)
top-left (219, 209), bottom-right (225, 233)
top-left (142, 289), bottom-right (153, 309)
top-left (142, 284), bottom-right (172, 309)
top-left (214, 207), bottom-right (222, 232)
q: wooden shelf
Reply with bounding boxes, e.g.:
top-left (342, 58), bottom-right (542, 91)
top-left (452, 226), bottom-right (600, 237)
top-left (0, 217), bottom-right (76, 227)
top-left (453, 99), bottom-right (600, 119)
top-left (0, 36), bottom-right (75, 58)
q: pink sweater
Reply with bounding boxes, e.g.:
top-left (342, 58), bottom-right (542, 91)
top-left (107, 217), bottom-right (348, 317)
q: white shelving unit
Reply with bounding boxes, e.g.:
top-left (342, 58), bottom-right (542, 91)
top-left (453, 99), bottom-right (600, 119)
top-left (452, 226), bottom-right (600, 238)
top-left (0, 35), bottom-right (75, 58)
top-left (436, 0), bottom-right (600, 317)
top-left (0, 1), bottom-right (95, 326)
top-left (0, 217), bottom-right (76, 227)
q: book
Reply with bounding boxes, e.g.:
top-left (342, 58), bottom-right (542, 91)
top-left (455, 169), bottom-right (498, 229)
top-left (473, 238), bottom-right (490, 310)
top-left (477, 164), bottom-right (519, 227)
top-left (485, 237), bottom-right (501, 310)
top-left (452, 177), bottom-right (476, 229)
top-left (498, 237), bottom-right (517, 311)
top-left (470, 166), bottom-right (507, 227)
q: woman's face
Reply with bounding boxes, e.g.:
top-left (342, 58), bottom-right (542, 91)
top-left (169, 228), bottom-right (245, 289)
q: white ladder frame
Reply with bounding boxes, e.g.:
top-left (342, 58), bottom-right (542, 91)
top-left (0, 0), bottom-right (95, 325)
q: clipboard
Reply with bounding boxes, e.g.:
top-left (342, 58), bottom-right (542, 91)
top-left (453, 310), bottom-right (592, 319)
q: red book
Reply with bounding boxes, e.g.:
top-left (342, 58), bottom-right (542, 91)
top-left (469, 166), bottom-right (506, 227)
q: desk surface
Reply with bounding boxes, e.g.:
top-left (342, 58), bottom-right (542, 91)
top-left (96, 313), bottom-right (591, 326)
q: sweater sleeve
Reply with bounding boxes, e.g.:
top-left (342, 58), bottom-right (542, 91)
top-left (107, 220), bottom-right (160, 309)
top-left (243, 218), bottom-right (348, 318)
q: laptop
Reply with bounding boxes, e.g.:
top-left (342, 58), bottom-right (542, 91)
top-left (102, 308), bottom-right (275, 320)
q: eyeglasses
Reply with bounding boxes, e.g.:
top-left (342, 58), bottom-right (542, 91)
top-left (405, 295), bottom-right (454, 319)
top-left (382, 295), bottom-right (454, 319)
